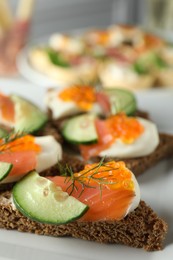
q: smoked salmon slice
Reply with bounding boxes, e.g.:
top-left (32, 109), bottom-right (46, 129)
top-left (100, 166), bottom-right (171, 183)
top-left (0, 93), bottom-right (15, 123)
top-left (80, 113), bottom-right (144, 160)
top-left (48, 161), bottom-right (138, 221)
top-left (0, 151), bottom-right (36, 177)
top-left (0, 135), bottom-right (41, 181)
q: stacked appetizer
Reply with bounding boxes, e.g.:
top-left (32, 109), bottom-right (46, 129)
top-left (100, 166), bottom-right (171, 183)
top-left (0, 160), bottom-right (168, 251)
top-left (28, 24), bottom-right (173, 89)
top-left (0, 86), bottom-right (172, 251)
top-left (45, 85), bottom-right (173, 176)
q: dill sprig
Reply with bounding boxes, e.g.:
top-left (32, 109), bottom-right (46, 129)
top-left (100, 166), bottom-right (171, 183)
top-left (57, 158), bottom-right (121, 198)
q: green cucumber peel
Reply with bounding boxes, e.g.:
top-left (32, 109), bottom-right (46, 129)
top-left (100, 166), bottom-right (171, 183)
top-left (10, 95), bottom-right (48, 133)
top-left (0, 162), bottom-right (13, 182)
top-left (62, 114), bottom-right (98, 144)
top-left (12, 171), bottom-right (88, 225)
top-left (103, 88), bottom-right (137, 116)
top-left (133, 52), bottom-right (168, 75)
top-left (46, 48), bottom-right (71, 68)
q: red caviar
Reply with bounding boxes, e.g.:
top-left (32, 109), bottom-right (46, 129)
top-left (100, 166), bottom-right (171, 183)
top-left (80, 113), bottom-right (144, 160)
top-left (58, 85), bottom-right (96, 110)
top-left (0, 135), bottom-right (41, 153)
top-left (106, 113), bottom-right (144, 143)
top-left (74, 160), bottom-right (134, 191)
top-left (0, 135), bottom-right (41, 178)
top-left (88, 30), bottom-right (110, 45)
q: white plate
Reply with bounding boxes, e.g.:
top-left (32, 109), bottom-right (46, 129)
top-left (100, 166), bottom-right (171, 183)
top-left (0, 79), bottom-right (173, 260)
top-left (0, 78), bottom-right (46, 109)
top-left (17, 45), bottom-right (59, 88)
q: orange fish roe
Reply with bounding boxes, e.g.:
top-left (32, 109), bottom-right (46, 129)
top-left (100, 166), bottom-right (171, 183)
top-left (106, 113), bottom-right (144, 144)
top-left (79, 113), bottom-right (145, 160)
top-left (89, 30), bottom-right (110, 45)
top-left (74, 161), bottom-right (134, 191)
top-left (141, 34), bottom-right (163, 51)
top-left (0, 93), bottom-right (15, 123)
top-left (0, 135), bottom-right (41, 153)
top-left (58, 85), bottom-right (96, 110)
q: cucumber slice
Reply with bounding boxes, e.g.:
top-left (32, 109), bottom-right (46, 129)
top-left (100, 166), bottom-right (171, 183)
top-left (133, 52), bottom-right (168, 74)
top-left (103, 88), bottom-right (137, 115)
top-left (46, 48), bottom-right (71, 68)
top-left (0, 162), bottom-right (13, 181)
top-left (62, 114), bottom-right (98, 144)
top-left (12, 171), bottom-right (88, 224)
top-left (10, 95), bottom-right (48, 133)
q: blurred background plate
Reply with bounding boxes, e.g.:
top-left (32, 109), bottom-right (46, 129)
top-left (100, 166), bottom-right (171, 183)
top-left (17, 30), bottom-right (89, 88)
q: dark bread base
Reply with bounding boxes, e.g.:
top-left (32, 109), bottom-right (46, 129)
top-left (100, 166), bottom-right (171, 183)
top-left (36, 120), bottom-right (63, 143)
top-left (0, 191), bottom-right (167, 251)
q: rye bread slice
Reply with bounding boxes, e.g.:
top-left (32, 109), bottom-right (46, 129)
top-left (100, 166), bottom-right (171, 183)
top-left (36, 120), bottom-right (63, 143)
top-left (0, 191), bottom-right (167, 251)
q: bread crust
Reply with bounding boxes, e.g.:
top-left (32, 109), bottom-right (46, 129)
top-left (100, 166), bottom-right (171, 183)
top-left (0, 192), bottom-right (167, 251)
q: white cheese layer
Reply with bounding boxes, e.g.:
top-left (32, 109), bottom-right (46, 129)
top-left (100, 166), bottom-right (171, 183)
top-left (45, 88), bottom-right (82, 119)
top-left (35, 136), bottom-right (62, 172)
top-left (99, 117), bottom-right (159, 158)
top-left (45, 88), bottom-right (102, 119)
top-left (127, 171), bottom-right (140, 215)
